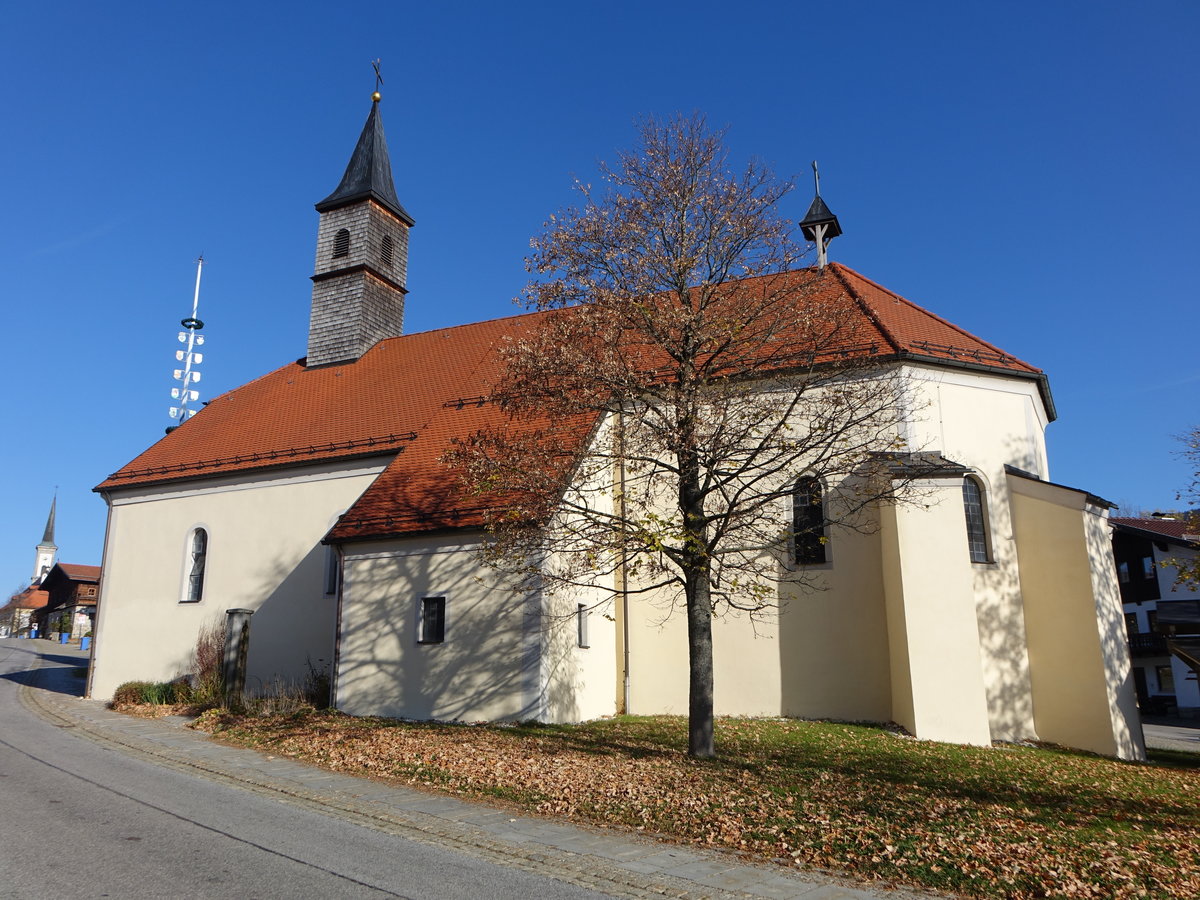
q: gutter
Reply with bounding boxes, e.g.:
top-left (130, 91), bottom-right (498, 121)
top-left (616, 408), bottom-right (631, 715)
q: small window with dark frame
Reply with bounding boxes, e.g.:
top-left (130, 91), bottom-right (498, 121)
top-left (1156, 664), bottom-right (1175, 694)
top-left (332, 228), bottom-right (351, 259)
top-left (793, 476), bottom-right (826, 565)
top-left (185, 528), bottom-right (207, 603)
top-left (962, 477), bottom-right (989, 563)
top-left (1125, 612), bottom-right (1139, 635)
top-left (323, 545), bottom-right (340, 596)
top-left (1142, 556), bottom-right (1156, 580)
top-left (577, 604), bottom-right (590, 648)
top-left (380, 233), bottom-right (394, 267)
top-left (419, 596), bottom-right (446, 644)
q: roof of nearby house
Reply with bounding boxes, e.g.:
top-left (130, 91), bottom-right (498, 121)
top-left (4, 587), bottom-right (49, 611)
top-left (97, 264), bottom-right (1049, 540)
top-left (1111, 517), bottom-right (1199, 546)
top-left (56, 563), bottom-right (101, 582)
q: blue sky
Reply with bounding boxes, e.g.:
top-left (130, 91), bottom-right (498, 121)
top-left (2, 1), bottom-right (1196, 589)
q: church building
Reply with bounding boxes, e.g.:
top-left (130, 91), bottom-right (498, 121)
top-left (88, 92), bottom-right (1144, 760)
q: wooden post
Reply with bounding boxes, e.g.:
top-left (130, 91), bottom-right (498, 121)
top-left (222, 608), bottom-right (254, 713)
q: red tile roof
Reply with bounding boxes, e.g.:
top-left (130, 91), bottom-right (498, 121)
top-left (4, 587), bottom-right (49, 611)
top-left (96, 310), bottom-right (551, 491)
top-left (828, 265), bottom-right (1041, 376)
top-left (1111, 517), bottom-right (1199, 544)
top-left (97, 264), bottom-right (1048, 540)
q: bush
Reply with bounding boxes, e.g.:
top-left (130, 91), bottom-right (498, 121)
top-left (191, 620), bottom-right (225, 705)
top-left (247, 678), bottom-right (316, 717)
top-left (304, 657), bottom-right (331, 709)
top-left (112, 681), bottom-right (155, 706)
top-left (111, 679), bottom-right (191, 707)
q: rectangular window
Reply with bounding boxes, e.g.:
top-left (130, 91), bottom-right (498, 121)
top-left (1156, 664), bottom-right (1175, 694)
top-left (1125, 612), bottom-right (1139, 635)
top-left (962, 478), bottom-right (989, 563)
top-left (1142, 556), bottom-right (1156, 580)
top-left (577, 604), bottom-right (589, 648)
top-left (323, 546), bottom-right (340, 596)
top-left (419, 596), bottom-right (446, 644)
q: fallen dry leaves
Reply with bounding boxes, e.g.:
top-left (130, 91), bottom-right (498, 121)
top-left (189, 712), bottom-right (1200, 898)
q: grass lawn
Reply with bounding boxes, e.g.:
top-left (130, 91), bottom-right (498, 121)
top-left (187, 711), bottom-right (1199, 898)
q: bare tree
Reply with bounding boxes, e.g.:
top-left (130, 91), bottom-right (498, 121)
top-left (1173, 426), bottom-right (1200, 590)
top-left (453, 115), bottom-right (916, 758)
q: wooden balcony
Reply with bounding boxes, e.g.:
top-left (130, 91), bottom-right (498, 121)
top-left (1128, 632), bottom-right (1169, 656)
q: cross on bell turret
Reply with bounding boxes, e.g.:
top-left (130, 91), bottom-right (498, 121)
top-left (799, 161), bottom-right (842, 269)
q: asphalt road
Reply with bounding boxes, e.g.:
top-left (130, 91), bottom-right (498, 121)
top-left (0, 640), bottom-right (610, 900)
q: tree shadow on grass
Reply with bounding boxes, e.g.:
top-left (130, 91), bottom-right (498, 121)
top-left (702, 720), bottom-right (1200, 834)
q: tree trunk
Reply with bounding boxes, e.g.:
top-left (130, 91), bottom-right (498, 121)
top-left (679, 419), bottom-right (716, 759)
top-left (685, 566), bottom-right (715, 758)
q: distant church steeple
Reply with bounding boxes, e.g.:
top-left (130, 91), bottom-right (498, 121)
top-left (33, 493), bottom-right (57, 584)
top-left (306, 69), bottom-right (414, 368)
top-left (799, 161), bottom-right (842, 269)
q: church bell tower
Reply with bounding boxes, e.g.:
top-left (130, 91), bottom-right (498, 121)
top-left (32, 494), bottom-right (57, 584)
top-left (306, 81), bottom-right (414, 368)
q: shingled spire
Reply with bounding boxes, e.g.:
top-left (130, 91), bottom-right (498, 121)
top-left (32, 494), bottom-right (57, 583)
top-left (307, 78), bottom-right (413, 368)
top-left (315, 101), bottom-right (414, 226)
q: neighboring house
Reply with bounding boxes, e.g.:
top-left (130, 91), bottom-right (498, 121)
top-left (1112, 516), bottom-right (1200, 716)
top-left (1, 497), bottom-right (60, 638)
top-left (0, 586), bottom-right (49, 638)
top-left (35, 563), bottom-right (102, 641)
top-left (88, 94), bottom-right (1144, 760)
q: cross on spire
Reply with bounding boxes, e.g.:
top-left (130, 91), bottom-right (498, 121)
top-left (371, 59), bottom-right (383, 102)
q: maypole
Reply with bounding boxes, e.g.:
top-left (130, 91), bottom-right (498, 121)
top-left (168, 256), bottom-right (206, 432)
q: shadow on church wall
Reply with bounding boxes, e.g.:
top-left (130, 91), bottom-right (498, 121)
top-left (335, 542), bottom-right (560, 722)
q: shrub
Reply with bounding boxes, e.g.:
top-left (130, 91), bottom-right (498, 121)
top-left (191, 619), bottom-right (225, 705)
top-left (111, 679), bottom-right (191, 707)
top-left (112, 681), bottom-right (156, 707)
top-left (248, 678), bottom-right (315, 717)
top-left (304, 657), bottom-right (331, 709)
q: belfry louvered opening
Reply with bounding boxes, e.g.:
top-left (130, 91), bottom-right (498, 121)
top-left (332, 228), bottom-right (351, 259)
top-left (380, 234), bottom-right (394, 267)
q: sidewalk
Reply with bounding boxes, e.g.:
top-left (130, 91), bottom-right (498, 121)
top-left (1142, 716), bottom-right (1200, 754)
top-left (19, 645), bottom-right (939, 900)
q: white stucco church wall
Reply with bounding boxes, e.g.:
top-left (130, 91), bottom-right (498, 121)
top-left (89, 460), bottom-right (385, 700)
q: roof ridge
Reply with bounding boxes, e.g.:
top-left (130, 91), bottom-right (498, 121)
top-left (366, 306), bottom-right (552, 349)
top-left (826, 263), bottom-right (904, 354)
top-left (830, 263), bottom-right (1040, 373)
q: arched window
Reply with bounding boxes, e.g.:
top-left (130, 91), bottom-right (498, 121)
top-left (332, 228), bottom-right (350, 258)
top-left (380, 233), bottom-right (394, 267)
top-left (962, 477), bottom-right (989, 563)
top-left (793, 476), bottom-right (826, 565)
top-left (186, 529), bottom-right (208, 603)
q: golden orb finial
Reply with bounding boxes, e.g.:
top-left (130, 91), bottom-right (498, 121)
top-left (372, 90), bottom-right (382, 102)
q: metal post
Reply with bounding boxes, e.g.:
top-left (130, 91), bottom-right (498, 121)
top-left (222, 608), bottom-right (254, 713)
